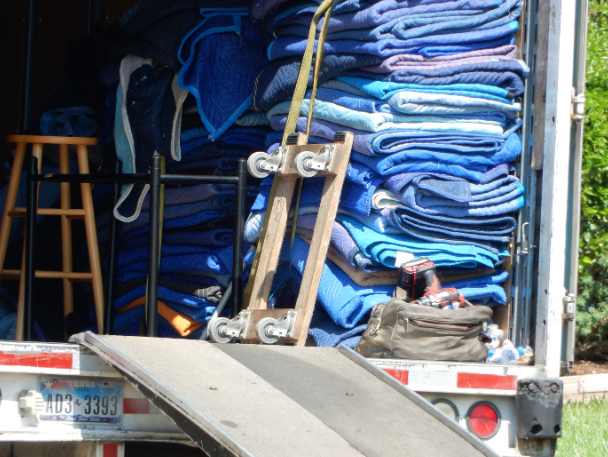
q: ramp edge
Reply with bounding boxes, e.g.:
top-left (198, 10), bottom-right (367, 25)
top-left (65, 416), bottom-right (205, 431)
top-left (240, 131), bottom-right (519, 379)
top-left (338, 346), bottom-right (501, 457)
top-left (72, 332), bottom-right (255, 457)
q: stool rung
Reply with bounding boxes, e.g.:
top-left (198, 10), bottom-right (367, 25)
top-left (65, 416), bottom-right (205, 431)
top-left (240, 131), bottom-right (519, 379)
top-left (0, 270), bottom-right (94, 280)
top-left (8, 208), bottom-right (86, 218)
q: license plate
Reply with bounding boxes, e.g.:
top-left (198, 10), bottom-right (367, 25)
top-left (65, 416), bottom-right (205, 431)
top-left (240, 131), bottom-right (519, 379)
top-left (39, 378), bottom-right (123, 424)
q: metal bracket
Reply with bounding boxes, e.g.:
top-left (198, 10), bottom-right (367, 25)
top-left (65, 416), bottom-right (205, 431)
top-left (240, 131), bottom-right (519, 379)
top-left (563, 293), bottom-right (576, 322)
top-left (223, 311), bottom-right (250, 339)
top-left (267, 310), bottom-right (298, 339)
top-left (516, 222), bottom-right (535, 255)
top-left (302, 144), bottom-right (337, 173)
top-left (259, 147), bottom-right (288, 174)
top-left (571, 90), bottom-right (585, 123)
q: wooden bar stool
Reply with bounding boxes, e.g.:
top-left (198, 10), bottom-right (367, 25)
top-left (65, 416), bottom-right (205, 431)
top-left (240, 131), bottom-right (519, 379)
top-left (0, 135), bottom-right (104, 340)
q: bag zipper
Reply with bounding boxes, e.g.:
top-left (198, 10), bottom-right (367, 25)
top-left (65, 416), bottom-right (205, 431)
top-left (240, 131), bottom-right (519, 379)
top-left (403, 317), bottom-right (480, 332)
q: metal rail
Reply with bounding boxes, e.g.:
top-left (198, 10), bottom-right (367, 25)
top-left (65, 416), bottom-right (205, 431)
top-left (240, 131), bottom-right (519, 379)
top-left (23, 156), bottom-right (248, 339)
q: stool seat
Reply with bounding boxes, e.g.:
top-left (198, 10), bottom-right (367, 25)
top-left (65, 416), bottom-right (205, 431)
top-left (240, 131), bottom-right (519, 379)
top-left (6, 135), bottom-right (98, 146)
top-left (0, 135), bottom-right (104, 340)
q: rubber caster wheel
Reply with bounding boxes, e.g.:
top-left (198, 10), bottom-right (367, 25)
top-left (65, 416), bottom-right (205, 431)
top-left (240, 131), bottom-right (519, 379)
top-left (208, 317), bottom-right (233, 344)
top-left (294, 151), bottom-right (318, 178)
top-left (256, 317), bottom-right (281, 344)
top-left (247, 151), bottom-right (271, 179)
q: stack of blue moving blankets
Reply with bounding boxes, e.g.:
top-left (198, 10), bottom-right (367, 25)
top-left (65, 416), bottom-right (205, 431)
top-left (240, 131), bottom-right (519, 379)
top-left (91, 2), bottom-right (271, 338)
top-left (246, 0), bottom-right (526, 347)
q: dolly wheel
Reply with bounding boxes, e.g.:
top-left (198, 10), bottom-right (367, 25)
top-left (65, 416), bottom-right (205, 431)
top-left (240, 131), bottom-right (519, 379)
top-left (208, 317), bottom-right (233, 344)
top-left (247, 151), bottom-right (271, 178)
top-left (256, 317), bottom-right (281, 344)
top-left (294, 151), bottom-right (318, 178)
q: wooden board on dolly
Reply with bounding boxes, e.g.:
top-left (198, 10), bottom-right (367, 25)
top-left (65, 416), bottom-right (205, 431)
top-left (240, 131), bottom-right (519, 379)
top-left (208, 131), bottom-right (354, 346)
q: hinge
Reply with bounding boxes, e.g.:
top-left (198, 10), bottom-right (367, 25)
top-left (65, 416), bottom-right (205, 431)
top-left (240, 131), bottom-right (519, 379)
top-left (571, 88), bottom-right (585, 123)
top-left (563, 293), bottom-right (576, 321)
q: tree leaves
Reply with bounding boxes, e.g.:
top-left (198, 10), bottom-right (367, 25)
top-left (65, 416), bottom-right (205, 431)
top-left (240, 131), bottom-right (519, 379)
top-left (577, 0), bottom-right (608, 348)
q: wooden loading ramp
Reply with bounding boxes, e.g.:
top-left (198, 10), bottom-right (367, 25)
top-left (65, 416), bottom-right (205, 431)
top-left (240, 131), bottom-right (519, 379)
top-left (73, 332), bottom-right (498, 457)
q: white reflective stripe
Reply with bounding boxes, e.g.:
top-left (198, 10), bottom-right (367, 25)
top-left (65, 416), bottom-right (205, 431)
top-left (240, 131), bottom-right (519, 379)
top-left (408, 370), bottom-right (458, 389)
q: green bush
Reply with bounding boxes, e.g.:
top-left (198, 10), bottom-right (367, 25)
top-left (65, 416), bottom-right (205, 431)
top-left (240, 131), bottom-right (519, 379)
top-left (577, 0), bottom-right (608, 353)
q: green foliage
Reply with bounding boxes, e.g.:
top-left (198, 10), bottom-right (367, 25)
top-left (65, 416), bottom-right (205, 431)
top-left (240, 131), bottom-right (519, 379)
top-left (577, 0), bottom-right (608, 346)
top-left (557, 398), bottom-right (608, 457)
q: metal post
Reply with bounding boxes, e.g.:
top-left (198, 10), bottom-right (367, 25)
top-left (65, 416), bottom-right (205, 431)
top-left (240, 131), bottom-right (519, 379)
top-left (87, 0), bottom-right (106, 35)
top-left (146, 155), bottom-right (161, 337)
top-left (564, 0), bottom-right (589, 367)
top-left (20, 0), bottom-right (39, 132)
top-left (104, 161), bottom-right (121, 335)
top-left (23, 156), bottom-right (38, 340)
top-left (231, 159), bottom-right (247, 316)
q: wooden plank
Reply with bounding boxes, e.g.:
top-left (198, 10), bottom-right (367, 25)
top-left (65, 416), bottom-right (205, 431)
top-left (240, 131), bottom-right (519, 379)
top-left (247, 177), bottom-right (298, 310)
top-left (580, 373), bottom-right (608, 394)
top-left (244, 134), bottom-right (306, 309)
top-left (0, 270), bottom-right (94, 280)
top-left (561, 376), bottom-right (580, 396)
top-left (8, 208), bottom-right (85, 217)
top-left (292, 133), bottom-right (354, 345)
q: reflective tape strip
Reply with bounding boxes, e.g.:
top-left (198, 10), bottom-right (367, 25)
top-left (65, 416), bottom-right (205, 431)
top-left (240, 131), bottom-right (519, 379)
top-left (457, 373), bottom-right (517, 390)
top-left (0, 350), bottom-right (72, 369)
top-left (384, 368), bottom-right (518, 391)
top-left (103, 443), bottom-right (118, 457)
top-left (123, 398), bottom-right (150, 414)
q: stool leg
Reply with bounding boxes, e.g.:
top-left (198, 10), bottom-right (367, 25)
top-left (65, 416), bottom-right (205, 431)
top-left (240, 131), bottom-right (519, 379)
top-left (59, 144), bottom-right (74, 323)
top-left (16, 147), bottom-right (42, 341)
top-left (76, 145), bottom-right (104, 334)
top-left (0, 142), bottom-right (26, 279)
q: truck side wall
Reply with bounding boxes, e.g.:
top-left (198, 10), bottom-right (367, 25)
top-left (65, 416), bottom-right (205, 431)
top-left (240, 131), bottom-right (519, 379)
top-left (534, 0), bottom-right (576, 377)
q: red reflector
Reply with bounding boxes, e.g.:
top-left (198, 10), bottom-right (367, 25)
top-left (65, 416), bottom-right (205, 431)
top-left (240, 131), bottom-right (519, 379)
top-left (466, 402), bottom-right (501, 439)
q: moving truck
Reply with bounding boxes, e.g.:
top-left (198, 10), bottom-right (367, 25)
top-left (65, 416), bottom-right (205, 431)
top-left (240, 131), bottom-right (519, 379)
top-left (0, 0), bottom-right (589, 455)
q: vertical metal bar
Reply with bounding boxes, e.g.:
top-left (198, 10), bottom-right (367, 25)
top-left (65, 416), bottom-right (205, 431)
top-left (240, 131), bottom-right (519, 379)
top-left (20, 0), bottom-right (39, 132)
top-left (23, 156), bottom-right (38, 340)
top-left (88, 0), bottom-right (106, 35)
top-left (231, 159), bottom-right (247, 316)
top-left (146, 155), bottom-right (161, 337)
top-left (563, 0), bottom-right (589, 366)
top-left (512, 0), bottom-right (540, 348)
top-left (104, 161), bottom-right (121, 335)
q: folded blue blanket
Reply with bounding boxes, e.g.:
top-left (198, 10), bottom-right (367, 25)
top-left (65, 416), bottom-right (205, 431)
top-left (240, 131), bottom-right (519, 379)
top-left (339, 76), bottom-right (517, 103)
top-left (178, 11), bottom-right (267, 139)
top-left (269, 115), bottom-right (371, 153)
top-left (180, 127), bottom-right (268, 151)
top-left (250, 0), bottom-right (365, 23)
top-left (287, 236), bottom-right (394, 328)
top-left (267, 0), bottom-right (510, 33)
top-left (252, 54), bottom-right (384, 112)
top-left (308, 305), bottom-right (367, 348)
top-left (268, 99), bottom-right (505, 135)
top-left (278, 0), bottom-right (519, 43)
top-left (114, 285), bottom-right (218, 323)
top-left (116, 244), bottom-right (234, 279)
top-left (316, 0), bottom-right (522, 43)
top-left (367, 130), bottom-right (515, 156)
top-left (309, 87), bottom-right (510, 123)
top-left (354, 131), bottom-right (521, 170)
top-left (119, 227), bottom-right (234, 251)
top-left (344, 68), bottom-right (525, 97)
top-left (40, 107), bottom-right (99, 138)
top-left (395, 179), bottom-right (524, 217)
top-left (385, 206), bottom-right (516, 242)
top-left (337, 214), bottom-right (507, 269)
top-left (267, 23), bottom-right (517, 60)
